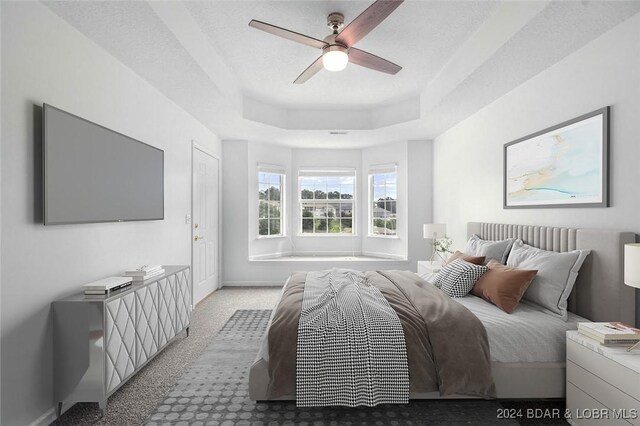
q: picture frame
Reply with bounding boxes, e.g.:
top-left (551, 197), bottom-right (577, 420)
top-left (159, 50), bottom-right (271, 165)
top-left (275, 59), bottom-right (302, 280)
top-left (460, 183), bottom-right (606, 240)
top-left (503, 107), bottom-right (609, 209)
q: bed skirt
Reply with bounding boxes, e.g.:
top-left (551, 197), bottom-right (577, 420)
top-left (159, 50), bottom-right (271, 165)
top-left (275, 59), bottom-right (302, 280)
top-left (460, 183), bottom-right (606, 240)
top-left (249, 357), bottom-right (566, 400)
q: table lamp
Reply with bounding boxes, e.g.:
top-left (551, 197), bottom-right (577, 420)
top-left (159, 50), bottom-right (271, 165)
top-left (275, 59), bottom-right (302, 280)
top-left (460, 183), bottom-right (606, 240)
top-left (423, 223), bottom-right (447, 264)
top-left (623, 243), bottom-right (640, 352)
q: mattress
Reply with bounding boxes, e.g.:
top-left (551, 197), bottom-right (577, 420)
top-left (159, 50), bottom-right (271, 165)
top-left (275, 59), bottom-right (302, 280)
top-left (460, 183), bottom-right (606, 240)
top-left (454, 294), bottom-right (587, 363)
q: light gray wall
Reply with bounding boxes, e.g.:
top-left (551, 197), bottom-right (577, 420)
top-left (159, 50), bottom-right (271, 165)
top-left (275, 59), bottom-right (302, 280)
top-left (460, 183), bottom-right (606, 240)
top-left (0, 3), bottom-right (3, 422)
top-left (222, 140), bottom-right (433, 286)
top-left (433, 12), bottom-right (640, 248)
top-left (1, 3), bottom-right (221, 425)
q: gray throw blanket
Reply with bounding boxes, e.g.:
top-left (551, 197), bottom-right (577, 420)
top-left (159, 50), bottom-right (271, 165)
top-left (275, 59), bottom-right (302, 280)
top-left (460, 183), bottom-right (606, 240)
top-left (295, 269), bottom-right (409, 407)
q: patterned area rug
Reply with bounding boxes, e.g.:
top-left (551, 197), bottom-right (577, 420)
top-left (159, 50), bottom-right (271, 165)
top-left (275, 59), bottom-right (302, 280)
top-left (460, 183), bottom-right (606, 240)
top-left (145, 309), bottom-right (566, 426)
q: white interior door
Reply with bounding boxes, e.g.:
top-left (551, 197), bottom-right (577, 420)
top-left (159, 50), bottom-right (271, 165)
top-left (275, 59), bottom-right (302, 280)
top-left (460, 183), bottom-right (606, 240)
top-left (192, 146), bottom-right (220, 304)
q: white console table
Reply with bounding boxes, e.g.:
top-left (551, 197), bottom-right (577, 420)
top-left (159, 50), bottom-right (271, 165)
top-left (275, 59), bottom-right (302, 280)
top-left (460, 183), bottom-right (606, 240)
top-left (53, 265), bottom-right (191, 418)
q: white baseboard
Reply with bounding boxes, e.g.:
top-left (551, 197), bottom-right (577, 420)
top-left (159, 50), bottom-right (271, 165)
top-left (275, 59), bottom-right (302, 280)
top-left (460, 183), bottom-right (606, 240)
top-left (361, 251), bottom-right (409, 261)
top-left (222, 281), bottom-right (284, 287)
top-left (30, 407), bottom-right (57, 426)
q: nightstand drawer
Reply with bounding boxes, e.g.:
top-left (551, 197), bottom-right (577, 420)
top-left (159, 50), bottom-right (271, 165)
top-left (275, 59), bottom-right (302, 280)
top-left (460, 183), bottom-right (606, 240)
top-left (567, 339), bottom-right (640, 401)
top-left (567, 360), bottom-right (640, 426)
top-left (567, 383), bottom-right (630, 426)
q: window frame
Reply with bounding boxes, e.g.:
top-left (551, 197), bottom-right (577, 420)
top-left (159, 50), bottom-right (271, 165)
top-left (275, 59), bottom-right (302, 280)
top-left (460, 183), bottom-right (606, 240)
top-left (297, 169), bottom-right (357, 237)
top-left (368, 165), bottom-right (398, 239)
top-left (257, 166), bottom-right (286, 239)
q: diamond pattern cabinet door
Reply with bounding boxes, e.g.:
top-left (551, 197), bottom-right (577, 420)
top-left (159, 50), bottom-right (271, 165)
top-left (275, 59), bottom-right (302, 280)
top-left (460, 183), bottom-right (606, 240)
top-left (135, 282), bottom-right (159, 368)
top-left (174, 269), bottom-right (191, 332)
top-left (105, 293), bottom-right (136, 394)
top-left (157, 277), bottom-right (176, 348)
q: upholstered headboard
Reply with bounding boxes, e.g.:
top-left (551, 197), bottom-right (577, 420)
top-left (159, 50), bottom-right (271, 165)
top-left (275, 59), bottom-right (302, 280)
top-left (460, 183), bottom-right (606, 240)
top-left (468, 222), bottom-right (637, 326)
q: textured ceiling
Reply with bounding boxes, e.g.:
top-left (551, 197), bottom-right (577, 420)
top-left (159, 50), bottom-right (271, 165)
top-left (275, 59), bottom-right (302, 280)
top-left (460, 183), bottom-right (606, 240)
top-left (186, 1), bottom-right (496, 109)
top-left (44, 0), bottom-right (640, 148)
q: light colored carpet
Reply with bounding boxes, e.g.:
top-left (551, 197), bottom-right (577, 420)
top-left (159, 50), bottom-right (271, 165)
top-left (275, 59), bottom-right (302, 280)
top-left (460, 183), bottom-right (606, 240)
top-left (53, 287), bottom-right (282, 426)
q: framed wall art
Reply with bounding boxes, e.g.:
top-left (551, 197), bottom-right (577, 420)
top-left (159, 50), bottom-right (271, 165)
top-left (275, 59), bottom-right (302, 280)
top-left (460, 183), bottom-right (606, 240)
top-left (504, 107), bottom-right (609, 209)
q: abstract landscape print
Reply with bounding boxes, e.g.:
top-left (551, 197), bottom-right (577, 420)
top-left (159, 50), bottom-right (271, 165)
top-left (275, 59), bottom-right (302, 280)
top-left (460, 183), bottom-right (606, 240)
top-left (504, 108), bottom-right (608, 208)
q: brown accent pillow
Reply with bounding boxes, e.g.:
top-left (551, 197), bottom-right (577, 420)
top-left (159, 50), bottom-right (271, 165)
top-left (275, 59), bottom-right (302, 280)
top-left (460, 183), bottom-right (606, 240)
top-left (471, 260), bottom-right (537, 314)
top-left (446, 250), bottom-right (485, 266)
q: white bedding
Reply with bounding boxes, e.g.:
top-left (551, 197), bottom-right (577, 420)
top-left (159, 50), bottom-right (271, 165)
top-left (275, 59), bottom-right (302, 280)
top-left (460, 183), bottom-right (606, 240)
top-left (454, 294), bottom-right (587, 363)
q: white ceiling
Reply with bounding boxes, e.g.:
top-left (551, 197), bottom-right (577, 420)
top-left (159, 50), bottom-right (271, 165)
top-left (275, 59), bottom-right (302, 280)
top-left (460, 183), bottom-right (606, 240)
top-left (185, 1), bottom-right (497, 109)
top-left (44, 0), bottom-right (640, 148)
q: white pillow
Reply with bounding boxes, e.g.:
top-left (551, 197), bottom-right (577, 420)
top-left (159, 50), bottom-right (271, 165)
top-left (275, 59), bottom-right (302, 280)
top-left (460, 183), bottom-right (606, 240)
top-left (433, 259), bottom-right (489, 298)
top-left (506, 240), bottom-right (590, 320)
top-left (464, 235), bottom-right (515, 265)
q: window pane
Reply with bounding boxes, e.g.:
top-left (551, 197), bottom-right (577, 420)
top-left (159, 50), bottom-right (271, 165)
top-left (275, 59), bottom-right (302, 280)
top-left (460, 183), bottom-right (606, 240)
top-left (315, 218), bottom-right (327, 232)
top-left (300, 177), bottom-right (314, 199)
top-left (386, 200), bottom-right (396, 215)
top-left (386, 218), bottom-right (396, 236)
top-left (373, 184), bottom-right (385, 201)
top-left (269, 185), bottom-right (280, 201)
top-left (259, 182), bottom-right (269, 200)
top-left (314, 188), bottom-right (327, 200)
top-left (314, 204), bottom-right (326, 218)
top-left (341, 218), bottom-right (352, 233)
top-left (302, 218), bottom-right (314, 233)
top-left (269, 219), bottom-right (280, 235)
top-left (338, 203), bottom-right (351, 218)
top-left (302, 205), bottom-right (314, 219)
top-left (270, 174), bottom-right (281, 188)
top-left (327, 177), bottom-right (340, 199)
top-left (258, 172), bottom-right (269, 184)
top-left (259, 201), bottom-right (269, 219)
top-left (258, 219), bottom-right (269, 236)
top-left (328, 218), bottom-right (340, 233)
top-left (268, 201), bottom-right (281, 220)
top-left (372, 217), bottom-right (385, 235)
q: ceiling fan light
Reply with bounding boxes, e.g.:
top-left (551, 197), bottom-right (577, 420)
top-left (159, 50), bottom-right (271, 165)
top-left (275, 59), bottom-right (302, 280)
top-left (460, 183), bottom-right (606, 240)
top-left (322, 48), bottom-right (348, 72)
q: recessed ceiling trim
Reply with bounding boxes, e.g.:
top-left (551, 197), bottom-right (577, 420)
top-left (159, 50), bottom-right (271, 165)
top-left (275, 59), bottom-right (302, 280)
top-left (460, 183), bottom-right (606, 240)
top-left (243, 96), bottom-right (420, 130)
top-left (420, 0), bottom-right (549, 117)
top-left (149, 1), bottom-right (243, 111)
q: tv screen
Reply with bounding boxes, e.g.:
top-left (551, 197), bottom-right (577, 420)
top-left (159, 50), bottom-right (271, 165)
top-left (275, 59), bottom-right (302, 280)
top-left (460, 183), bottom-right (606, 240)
top-left (43, 104), bottom-right (164, 225)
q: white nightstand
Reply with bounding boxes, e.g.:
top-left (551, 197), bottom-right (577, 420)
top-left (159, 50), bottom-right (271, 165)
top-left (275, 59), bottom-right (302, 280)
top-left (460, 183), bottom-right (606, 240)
top-left (417, 261), bottom-right (443, 279)
top-left (566, 330), bottom-right (640, 426)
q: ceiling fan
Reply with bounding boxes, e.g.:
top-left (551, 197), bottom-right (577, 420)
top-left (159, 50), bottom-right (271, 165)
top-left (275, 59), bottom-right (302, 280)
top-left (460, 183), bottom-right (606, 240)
top-left (248, 0), bottom-right (404, 84)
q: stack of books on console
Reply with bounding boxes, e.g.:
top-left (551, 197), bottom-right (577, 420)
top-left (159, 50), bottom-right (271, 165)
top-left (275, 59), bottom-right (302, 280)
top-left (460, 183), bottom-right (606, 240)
top-left (124, 265), bottom-right (165, 282)
top-left (578, 322), bottom-right (640, 347)
top-left (83, 276), bottom-right (133, 295)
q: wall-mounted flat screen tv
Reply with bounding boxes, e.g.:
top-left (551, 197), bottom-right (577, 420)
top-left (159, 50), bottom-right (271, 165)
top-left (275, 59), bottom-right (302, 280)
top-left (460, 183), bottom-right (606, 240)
top-left (43, 104), bottom-right (164, 225)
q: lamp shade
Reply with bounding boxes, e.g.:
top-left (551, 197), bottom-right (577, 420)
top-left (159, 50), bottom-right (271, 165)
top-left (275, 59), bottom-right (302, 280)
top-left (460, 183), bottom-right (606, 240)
top-left (624, 243), bottom-right (640, 289)
top-left (423, 223), bottom-right (447, 239)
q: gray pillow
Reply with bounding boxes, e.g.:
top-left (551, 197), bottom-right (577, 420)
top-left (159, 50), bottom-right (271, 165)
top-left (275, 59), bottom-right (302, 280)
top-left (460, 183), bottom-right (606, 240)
top-left (506, 240), bottom-right (590, 320)
top-left (463, 235), bottom-right (515, 265)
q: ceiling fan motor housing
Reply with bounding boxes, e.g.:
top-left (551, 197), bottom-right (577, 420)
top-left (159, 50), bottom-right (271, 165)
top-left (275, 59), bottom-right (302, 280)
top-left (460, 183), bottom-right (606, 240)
top-left (327, 12), bottom-right (344, 33)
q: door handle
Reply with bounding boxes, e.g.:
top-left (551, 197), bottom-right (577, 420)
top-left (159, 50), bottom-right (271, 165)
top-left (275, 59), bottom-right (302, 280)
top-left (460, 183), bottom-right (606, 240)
top-left (194, 235), bottom-right (204, 241)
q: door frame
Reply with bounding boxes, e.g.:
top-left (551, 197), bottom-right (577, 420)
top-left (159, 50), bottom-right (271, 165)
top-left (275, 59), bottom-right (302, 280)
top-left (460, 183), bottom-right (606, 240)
top-left (191, 140), bottom-right (222, 308)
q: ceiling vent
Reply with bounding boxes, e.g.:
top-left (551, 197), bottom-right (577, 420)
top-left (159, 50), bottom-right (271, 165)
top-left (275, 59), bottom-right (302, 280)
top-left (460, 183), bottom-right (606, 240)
top-left (329, 131), bottom-right (348, 135)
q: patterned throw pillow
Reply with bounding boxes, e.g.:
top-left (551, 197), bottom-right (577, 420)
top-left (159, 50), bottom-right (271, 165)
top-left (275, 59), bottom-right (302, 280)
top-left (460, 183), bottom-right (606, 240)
top-left (433, 259), bottom-right (489, 298)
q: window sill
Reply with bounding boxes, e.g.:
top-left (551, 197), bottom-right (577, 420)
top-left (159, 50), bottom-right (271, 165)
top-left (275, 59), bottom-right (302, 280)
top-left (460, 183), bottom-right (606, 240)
top-left (296, 234), bottom-right (358, 237)
top-left (367, 235), bottom-right (400, 239)
top-left (256, 235), bottom-right (287, 240)
top-left (248, 255), bottom-right (408, 263)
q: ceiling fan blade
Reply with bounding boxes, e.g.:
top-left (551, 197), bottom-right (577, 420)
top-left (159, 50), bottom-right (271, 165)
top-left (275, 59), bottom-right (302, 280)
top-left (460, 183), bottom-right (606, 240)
top-left (335, 0), bottom-right (404, 47)
top-left (249, 20), bottom-right (329, 50)
top-left (294, 56), bottom-right (324, 84)
top-left (348, 48), bottom-right (401, 74)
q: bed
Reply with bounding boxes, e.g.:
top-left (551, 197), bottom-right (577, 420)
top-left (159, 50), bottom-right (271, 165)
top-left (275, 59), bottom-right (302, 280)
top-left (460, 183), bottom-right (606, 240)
top-left (249, 222), bottom-right (636, 401)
